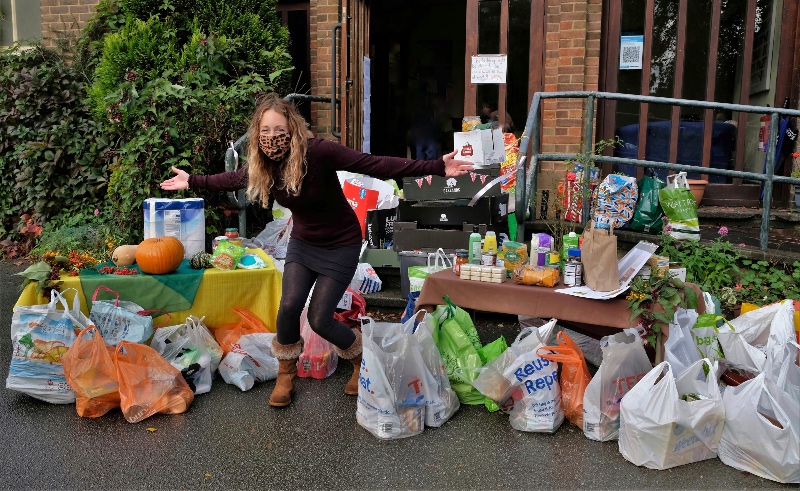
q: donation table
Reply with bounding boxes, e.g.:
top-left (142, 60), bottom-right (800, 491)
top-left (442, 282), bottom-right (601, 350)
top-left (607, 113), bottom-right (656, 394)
top-left (416, 269), bottom-right (704, 340)
top-left (14, 249), bottom-right (282, 329)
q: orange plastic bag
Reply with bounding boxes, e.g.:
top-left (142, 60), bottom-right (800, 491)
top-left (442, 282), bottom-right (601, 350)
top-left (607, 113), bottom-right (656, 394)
top-left (114, 341), bottom-right (194, 423)
top-left (62, 325), bottom-right (121, 418)
top-left (537, 331), bottom-right (592, 428)
top-left (214, 308), bottom-right (274, 355)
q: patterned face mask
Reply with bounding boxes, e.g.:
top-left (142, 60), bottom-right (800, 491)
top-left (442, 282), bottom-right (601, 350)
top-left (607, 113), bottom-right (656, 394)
top-left (258, 132), bottom-right (291, 160)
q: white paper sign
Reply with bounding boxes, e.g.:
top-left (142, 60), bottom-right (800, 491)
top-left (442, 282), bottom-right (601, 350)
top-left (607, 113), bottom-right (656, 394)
top-left (619, 35), bottom-right (644, 70)
top-left (453, 130), bottom-right (485, 166)
top-left (471, 55), bottom-right (507, 84)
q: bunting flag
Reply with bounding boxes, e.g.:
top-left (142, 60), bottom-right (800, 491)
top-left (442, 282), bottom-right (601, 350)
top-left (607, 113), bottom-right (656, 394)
top-left (425, 175), bottom-right (433, 185)
top-left (480, 174), bottom-right (488, 184)
top-left (415, 178), bottom-right (424, 188)
top-left (469, 172), bottom-right (477, 182)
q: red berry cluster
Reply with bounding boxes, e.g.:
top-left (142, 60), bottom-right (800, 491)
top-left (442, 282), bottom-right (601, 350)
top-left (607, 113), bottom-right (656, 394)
top-left (98, 266), bottom-right (139, 275)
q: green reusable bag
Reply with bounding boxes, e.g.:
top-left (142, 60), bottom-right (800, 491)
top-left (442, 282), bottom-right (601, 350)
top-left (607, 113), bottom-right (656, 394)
top-left (629, 172), bottom-right (665, 234)
top-left (692, 313), bottom-right (725, 361)
top-left (658, 172), bottom-right (700, 240)
top-left (477, 335), bottom-right (508, 364)
top-left (433, 296), bottom-right (486, 405)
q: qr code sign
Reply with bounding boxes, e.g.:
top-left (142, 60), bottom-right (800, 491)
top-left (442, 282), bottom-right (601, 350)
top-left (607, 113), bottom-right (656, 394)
top-left (622, 45), bottom-right (641, 64)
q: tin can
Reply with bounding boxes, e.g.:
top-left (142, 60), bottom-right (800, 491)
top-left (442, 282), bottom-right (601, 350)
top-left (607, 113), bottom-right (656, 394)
top-left (480, 252), bottom-right (496, 266)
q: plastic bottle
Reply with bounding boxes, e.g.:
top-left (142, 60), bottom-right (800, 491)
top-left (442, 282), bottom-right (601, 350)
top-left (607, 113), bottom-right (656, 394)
top-left (468, 226), bottom-right (482, 264)
top-left (561, 232), bottom-right (580, 274)
top-left (482, 231), bottom-right (497, 253)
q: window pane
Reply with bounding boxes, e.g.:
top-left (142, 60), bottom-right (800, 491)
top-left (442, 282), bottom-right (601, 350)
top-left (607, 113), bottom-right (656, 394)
top-left (507, 0), bottom-right (531, 134)
top-left (476, 0), bottom-right (500, 119)
top-left (16, 0), bottom-right (42, 42)
top-left (0, 0), bottom-right (14, 46)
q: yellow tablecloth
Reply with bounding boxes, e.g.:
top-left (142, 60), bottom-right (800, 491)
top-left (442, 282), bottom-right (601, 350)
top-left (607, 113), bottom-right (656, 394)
top-left (14, 249), bottom-right (282, 329)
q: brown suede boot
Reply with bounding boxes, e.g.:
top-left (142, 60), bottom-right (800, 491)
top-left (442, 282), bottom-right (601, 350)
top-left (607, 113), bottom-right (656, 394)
top-left (334, 329), bottom-right (363, 396)
top-left (269, 338), bottom-right (303, 407)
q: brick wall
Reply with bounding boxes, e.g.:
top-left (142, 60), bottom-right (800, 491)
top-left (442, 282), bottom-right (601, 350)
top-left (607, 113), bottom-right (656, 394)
top-left (309, 0), bottom-right (339, 140)
top-left (39, 0), bottom-right (100, 50)
top-left (540, 0), bottom-right (602, 182)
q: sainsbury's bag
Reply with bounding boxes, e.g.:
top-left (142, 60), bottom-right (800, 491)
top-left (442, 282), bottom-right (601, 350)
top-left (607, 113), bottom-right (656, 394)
top-left (356, 318), bottom-right (426, 439)
top-left (7, 289), bottom-right (90, 404)
top-left (619, 360), bottom-right (725, 470)
top-left (583, 329), bottom-right (653, 442)
top-left (297, 307), bottom-right (338, 379)
top-left (114, 341), bottom-right (194, 423)
top-left (62, 325), bottom-right (120, 417)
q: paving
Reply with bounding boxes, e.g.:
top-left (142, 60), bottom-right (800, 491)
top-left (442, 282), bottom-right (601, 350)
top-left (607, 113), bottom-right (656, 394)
top-left (0, 260), bottom-right (788, 490)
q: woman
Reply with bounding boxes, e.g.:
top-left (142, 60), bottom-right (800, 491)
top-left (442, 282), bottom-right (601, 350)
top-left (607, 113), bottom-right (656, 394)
top-left (160, 93), bottom-right (473, 407)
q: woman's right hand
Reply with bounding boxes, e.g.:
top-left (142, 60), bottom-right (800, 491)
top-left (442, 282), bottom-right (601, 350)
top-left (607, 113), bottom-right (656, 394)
top-left (160, 166), bottom-right (190, 191)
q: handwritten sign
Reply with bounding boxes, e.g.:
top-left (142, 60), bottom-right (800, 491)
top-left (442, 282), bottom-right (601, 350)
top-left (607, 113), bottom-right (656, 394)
top-left (471, 55), bottom-right (507, 84)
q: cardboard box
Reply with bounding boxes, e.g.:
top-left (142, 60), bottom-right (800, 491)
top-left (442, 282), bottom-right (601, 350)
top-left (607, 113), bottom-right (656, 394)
top-left (402, 167), bottom-right (500, 200)
top-left (393, 222), bottom-right (488, 252)
top-left (397, 195), bottom-right (509, 228)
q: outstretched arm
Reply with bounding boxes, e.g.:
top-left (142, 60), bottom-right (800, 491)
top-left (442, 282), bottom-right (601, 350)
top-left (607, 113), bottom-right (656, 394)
top-left (159, 165), bottom-right (248, 192)
top-left (312, 139), bottom-right (473, 179)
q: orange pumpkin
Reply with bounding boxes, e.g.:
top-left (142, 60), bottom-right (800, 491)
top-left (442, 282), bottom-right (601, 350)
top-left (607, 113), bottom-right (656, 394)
top-left (135, 237), bottom-right (185, 274)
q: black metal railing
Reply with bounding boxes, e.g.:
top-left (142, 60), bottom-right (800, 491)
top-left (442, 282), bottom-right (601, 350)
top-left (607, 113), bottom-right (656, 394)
top-left (515, 91), bottom-right (800, 251)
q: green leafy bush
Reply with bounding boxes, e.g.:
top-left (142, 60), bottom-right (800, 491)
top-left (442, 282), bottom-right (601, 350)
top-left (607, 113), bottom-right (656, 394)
top-left (0, 46), bottom-right (111, 238)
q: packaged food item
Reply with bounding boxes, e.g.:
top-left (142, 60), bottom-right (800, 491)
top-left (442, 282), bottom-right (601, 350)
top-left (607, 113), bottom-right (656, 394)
top-left (462, 116), bottom-right (481, 132)
top-left (501, 241), bottom-right (528, 271)
top-left (212, 239), bottom-right (246, 271)
top-left (480, 252), bottom-right (496, 266)
top-left (453, 250), bottom-right (469, 275)
top-left (513, 265), bottom-right (560, 287)
top-left (238, 253), bottom-right (266, 270)
top-left (564, 248), bottom-right (582, 287)
top-left (531, 233), bottom-right (554, 266)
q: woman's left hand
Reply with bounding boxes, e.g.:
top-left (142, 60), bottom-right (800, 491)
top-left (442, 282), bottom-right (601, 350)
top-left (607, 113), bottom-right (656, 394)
top-left (442, 150), bottom-right (474, 177)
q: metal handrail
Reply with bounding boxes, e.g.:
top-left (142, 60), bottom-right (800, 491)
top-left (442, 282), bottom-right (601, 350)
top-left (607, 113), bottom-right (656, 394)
top-left (515, 91), bottom-right (800, 251)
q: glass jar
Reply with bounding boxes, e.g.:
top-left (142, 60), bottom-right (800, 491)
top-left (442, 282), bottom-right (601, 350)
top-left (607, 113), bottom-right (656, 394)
top-left (224, 228), bottom-right (240, 239)
top-left (454, 250), bottom-right (469, 275)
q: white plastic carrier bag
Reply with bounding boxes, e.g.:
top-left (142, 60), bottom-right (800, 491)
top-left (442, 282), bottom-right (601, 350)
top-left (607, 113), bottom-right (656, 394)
top-left (718, 341), bottom-right (800, 483)
top-left (150, 316), bottom-right (223, 395)
top-left (413, 312), bottom-right (460, 427)
top-left (717, 300), bottom-right (796, 374)
top-left (618, 359), bottom-right (725, 470)
top-left (663, 308), bottom-right (701, 377)
top-left (582, 329), bottom-right (653, 442)
top-left (218, 333), bottom-right (280, 391)
top-left (356, 318), bottom-right (426, 439)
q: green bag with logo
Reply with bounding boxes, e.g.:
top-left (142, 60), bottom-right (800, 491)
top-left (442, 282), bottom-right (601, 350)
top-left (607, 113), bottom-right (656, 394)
top-left (630, 171), bottom-right (665, 234)
top-left (658, 172), bottom-right (700, 240)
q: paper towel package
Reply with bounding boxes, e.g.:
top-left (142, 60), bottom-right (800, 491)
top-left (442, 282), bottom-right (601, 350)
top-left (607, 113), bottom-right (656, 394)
top-left (143, 198), bottom-right (205, 258)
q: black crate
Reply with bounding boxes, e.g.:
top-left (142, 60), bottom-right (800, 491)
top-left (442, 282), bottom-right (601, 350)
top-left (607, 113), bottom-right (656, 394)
top-left (402, 167), bottom-right (500, 200)
top-left (397, 194), bottom-right (509, 228)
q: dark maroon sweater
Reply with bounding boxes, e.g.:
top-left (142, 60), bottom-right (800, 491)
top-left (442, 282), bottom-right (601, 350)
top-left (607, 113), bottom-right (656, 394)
top-left (189, 138), bottom-right (446, 247)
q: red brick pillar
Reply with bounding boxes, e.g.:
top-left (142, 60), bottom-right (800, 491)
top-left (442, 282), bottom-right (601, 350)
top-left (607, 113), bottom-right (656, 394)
top-left (309, 0), bottom-right (340, 140)
top-left (539, 0), bottom-right (602, 189)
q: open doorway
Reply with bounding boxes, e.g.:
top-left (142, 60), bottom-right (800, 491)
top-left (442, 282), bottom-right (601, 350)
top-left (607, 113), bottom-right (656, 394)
top-left (369, 0), bottom-right (466, 159)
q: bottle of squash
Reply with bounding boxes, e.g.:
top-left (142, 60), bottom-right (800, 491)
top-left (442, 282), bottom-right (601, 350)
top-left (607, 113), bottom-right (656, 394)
top-left (482, 231), bottom-right (497, 254)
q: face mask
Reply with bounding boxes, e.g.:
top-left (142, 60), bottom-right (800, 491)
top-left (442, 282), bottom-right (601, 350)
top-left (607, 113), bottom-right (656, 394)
top-left (258, 133), bottom-right (291, 160)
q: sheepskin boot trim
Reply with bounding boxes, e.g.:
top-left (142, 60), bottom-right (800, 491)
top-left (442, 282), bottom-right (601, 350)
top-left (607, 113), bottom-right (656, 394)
top-left (334, 329), bottom-right (362, 396)
top-left (271, 337), bottom-right (303, 360)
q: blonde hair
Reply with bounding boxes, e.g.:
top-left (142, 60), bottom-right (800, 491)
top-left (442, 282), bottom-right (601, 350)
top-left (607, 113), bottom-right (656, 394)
top-left (245, 93), bottom-right (310, 207)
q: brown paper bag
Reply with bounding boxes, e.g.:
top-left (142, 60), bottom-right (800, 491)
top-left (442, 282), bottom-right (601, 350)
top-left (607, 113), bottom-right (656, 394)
top-left (582, 222), bottom-right (620, 292)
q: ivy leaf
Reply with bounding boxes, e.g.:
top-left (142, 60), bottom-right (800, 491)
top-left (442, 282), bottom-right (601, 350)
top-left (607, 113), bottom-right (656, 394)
top-left (646, 334), bottom-right (657, 349)
top-left (653, 310), bottom-right (672, 325)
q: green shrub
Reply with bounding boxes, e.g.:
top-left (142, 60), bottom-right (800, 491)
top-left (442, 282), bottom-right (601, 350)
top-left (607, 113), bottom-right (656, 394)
top-left (0, 46), bottom-right (111, 239)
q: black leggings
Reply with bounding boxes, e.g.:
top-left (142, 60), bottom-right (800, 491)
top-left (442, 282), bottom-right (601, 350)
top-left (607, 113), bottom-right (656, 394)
top-left (275, 260), bottom-right (356, 350)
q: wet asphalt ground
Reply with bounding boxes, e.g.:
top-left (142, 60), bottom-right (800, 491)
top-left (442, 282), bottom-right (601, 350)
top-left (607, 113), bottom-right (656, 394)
top-left (0, 261), bottom-right (789, 490)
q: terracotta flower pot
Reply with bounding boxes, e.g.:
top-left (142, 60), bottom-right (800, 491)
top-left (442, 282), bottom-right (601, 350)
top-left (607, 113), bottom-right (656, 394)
top-left (687, 179), bottom-right (708, 206)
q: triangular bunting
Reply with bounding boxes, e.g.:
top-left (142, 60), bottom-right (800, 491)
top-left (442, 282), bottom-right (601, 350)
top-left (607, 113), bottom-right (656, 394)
top-left (480, 174), bottom-right (487, 184)
top-left (469, 172), bottom-right (477, 182)
top-left (416, 178), bottom-right (424, 188)
top-left (425, 175), bottom-right (433, 185)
